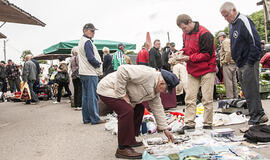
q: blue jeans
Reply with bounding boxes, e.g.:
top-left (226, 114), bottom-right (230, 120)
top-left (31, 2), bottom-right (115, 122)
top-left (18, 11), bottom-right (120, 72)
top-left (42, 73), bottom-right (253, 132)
top-left (80, 75), bottom-right (101, 124)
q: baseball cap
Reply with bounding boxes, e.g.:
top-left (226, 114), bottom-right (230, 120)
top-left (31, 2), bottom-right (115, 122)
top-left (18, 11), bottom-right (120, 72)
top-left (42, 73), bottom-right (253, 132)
top-left (83, 23), bottom-right (98, 31)
top-left (217, 32), bottom-right (226, 39)
top-left (160, 69), bottom-right (179, 94)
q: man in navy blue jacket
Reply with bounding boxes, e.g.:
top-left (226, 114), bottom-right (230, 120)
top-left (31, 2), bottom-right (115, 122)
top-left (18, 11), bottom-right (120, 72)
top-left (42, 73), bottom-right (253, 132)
top-left (220, 2), bottom-right (268, 125)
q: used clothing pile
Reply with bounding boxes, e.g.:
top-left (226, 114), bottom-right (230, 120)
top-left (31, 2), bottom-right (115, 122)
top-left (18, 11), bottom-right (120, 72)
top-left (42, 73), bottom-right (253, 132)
top-left (142, 129), bottom-right (266, 160)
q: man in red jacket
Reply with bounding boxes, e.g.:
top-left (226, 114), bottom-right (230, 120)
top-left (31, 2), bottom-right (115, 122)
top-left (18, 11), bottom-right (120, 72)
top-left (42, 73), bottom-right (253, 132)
top-left (176, 14), bottom-right (216, 133)
top-left (136, 42), bottom-right (150, 66)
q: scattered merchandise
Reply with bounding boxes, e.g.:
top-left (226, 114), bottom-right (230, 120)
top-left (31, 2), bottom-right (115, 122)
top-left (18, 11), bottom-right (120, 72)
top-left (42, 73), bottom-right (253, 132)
top-left (211, 128), bottom-right (234, 138)
top-left (104, 114), bottom-right (118, 135)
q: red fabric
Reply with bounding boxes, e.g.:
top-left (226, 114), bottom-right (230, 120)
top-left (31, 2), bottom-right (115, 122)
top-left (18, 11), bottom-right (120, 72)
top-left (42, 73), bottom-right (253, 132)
top-left (260, 52), bottom-right (270, 68)
top-left (160, 88), bottom-right (177, 109)
top-left (170, 111), bottom-right (184, 117)
top-left (136, 48), bottom-right (149, 65)
top-left (144, 108), bottom-right (151, 115)
top-left (99, 95), bottom-right (145, 146)
top-left (146, 32), bottom-right (152, 48)
top-left (182, 25), bottom-right (216, 77)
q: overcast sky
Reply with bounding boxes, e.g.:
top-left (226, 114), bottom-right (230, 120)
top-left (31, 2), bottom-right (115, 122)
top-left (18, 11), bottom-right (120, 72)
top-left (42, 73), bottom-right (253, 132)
top-left (0, 0), bottom-right (263, 64)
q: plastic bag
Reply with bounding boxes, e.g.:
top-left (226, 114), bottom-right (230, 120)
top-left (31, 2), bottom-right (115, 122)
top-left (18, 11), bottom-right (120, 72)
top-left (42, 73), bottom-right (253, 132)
top-left (20, 82), bottom-right (31, 100)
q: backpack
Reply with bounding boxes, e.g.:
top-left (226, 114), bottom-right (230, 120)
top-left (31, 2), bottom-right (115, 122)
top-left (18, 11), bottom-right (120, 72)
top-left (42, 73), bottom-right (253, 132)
top-left (244, 124), bottom-right (270, 143)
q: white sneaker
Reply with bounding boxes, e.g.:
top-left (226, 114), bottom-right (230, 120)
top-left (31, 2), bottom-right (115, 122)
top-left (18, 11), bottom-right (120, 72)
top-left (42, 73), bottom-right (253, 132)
top-left (53, 101), bottom-right (59, 104)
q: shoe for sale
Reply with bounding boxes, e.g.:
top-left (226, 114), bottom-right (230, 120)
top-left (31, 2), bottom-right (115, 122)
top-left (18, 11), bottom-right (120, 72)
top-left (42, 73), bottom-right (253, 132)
top-left (177, 125), bottom-right (195, 135)
top-left (115, 148), bottom-right (142, 159)
top-left (53, 101), bottom-right (59, 104)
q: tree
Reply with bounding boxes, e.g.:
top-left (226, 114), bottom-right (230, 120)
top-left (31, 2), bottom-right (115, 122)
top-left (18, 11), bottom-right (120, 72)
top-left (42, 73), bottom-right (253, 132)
top-left (21, 50), bottom-right (33, 62)
top-left (249, 9), bottom-right (270, 42)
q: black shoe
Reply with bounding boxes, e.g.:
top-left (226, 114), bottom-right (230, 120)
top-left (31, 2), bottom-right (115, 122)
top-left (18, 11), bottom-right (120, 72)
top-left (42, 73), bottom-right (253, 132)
top-left (177, 125), bottom-right (195, 134)
top-left (203, 125), bottom-right (212, 130)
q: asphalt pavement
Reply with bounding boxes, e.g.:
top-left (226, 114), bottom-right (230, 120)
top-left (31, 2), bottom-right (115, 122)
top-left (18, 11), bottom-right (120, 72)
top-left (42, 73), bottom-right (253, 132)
top-left (0, 98), bottom-right (270, 160)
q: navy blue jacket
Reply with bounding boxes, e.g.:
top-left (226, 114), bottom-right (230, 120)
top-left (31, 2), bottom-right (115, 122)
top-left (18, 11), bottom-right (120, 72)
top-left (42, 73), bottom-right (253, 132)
top-left (83, 35), bottom-right (100, 68)
top-left (230, 13), bottom-right (261, 68)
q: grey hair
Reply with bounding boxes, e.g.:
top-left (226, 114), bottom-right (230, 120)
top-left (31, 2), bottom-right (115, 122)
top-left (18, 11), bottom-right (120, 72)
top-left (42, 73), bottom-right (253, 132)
top-left (71, 46), bottom-right (79, 56)
top-left (220, 2), bottom-right (236, 13)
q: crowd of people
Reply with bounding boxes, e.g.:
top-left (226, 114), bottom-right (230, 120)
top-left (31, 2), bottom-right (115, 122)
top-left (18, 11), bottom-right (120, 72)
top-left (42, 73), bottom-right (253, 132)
top-left (1, 1), bottom-right (270, 159)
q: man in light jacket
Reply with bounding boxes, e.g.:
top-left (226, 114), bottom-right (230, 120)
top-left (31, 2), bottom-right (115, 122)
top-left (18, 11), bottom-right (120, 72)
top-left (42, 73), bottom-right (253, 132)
top-left (22, 55), bottom-right (38, 104)
top-left (78, 23), bottom-right (104, 124)
top-left (97, 65), bottom-right (178, 159)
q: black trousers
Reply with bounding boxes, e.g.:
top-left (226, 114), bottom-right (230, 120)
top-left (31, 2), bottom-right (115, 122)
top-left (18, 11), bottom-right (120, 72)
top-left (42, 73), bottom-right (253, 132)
top-left (72, 78), bottom-right (82, 107)
top-left (57, 82), bottom-right (72, 102)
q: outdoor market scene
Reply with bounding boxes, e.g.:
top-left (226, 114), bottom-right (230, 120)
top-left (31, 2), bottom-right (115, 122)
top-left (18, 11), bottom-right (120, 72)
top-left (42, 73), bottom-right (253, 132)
top-left (1, 0), bottom-right (270, 160)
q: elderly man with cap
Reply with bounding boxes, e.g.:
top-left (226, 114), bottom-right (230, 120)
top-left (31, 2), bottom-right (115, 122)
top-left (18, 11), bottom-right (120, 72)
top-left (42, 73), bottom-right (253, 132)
top-left (112, 43), bottom-right (126, 71)
top-left (77, 23), bottom-right (104, 124)
top-left (217, 32), bottom-right (238, 99)
top-left (97, 65), bottom-right (178, 159)
top-left (220, 2), bottom-right (268, 125)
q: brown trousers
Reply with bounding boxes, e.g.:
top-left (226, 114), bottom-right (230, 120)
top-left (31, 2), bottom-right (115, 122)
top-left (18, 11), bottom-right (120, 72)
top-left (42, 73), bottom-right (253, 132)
top-left (99, 95), bottom-right (145, 146)
top-left (222, 64), bottom-right (238, 99)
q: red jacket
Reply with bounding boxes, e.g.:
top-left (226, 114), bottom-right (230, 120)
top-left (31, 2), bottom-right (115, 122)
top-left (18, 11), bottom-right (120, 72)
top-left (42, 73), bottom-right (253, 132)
top-left (137, 48), bottom-right (149, 65)
top-left (182, 22), bottom-right (216, 77)
top-left (260, 52), bottom-right (270, 68)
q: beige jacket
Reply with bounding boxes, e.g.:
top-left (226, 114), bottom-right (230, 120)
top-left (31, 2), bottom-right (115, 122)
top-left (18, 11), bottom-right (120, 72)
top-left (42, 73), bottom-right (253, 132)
top-left (219, 38), bottom-right (235, 66)
top-left (97, 65), bottom-right (168, 130)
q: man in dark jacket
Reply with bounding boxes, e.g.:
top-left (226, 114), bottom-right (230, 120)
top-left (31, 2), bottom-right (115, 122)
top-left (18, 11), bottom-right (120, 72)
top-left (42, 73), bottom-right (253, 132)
top-left (162, 42), bottom-right (178, 71)
top-left (220, 2), bottom-right (268, 125)
top-left (6, 59), bottom-right (21, 94)
top-left (30, 56), bottom-right (40, 94)
top-left (0, 61), bottom-right (7, 101)
top-left (176, 14), bottom-right (216, 133)
top-left (149, 39), bottom-right (162, 69)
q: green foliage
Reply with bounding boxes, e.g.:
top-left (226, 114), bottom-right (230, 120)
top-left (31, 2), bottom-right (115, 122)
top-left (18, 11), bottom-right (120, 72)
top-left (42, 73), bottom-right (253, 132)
top-left (249, 10), bottom-right (270, 42)
top-left (38, 60), bottom-right (48, 64)
top-left (21, 50), bottom-right (33, 62)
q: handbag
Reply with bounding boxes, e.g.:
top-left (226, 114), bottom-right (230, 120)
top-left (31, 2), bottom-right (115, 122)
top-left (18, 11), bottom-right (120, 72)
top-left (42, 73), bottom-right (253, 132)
top-left (55, 72), bottom-right (68, 83)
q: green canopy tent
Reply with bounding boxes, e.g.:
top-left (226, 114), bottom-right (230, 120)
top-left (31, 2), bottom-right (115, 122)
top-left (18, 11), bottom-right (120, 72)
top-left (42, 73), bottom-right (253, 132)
top-left (43, 39), bottom-right (136, 55)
